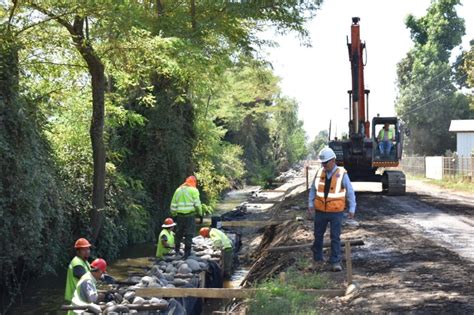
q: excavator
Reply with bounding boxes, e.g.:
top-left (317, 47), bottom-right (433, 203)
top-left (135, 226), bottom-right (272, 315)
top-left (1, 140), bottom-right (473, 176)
top-left (328, 17), bottom-right (406, 195)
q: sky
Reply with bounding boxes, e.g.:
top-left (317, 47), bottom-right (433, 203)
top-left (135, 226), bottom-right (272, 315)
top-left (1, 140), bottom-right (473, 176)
top-left (261, 0), bottom-right (474, 140)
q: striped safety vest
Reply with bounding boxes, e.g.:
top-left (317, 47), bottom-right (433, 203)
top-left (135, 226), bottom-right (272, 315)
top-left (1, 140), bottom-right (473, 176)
top-left (313, 167), bottom-right (347, 212)
top-left (210, 228), bottom-right (233, 250)
top-left (170, 185), bottom-right (202, 216)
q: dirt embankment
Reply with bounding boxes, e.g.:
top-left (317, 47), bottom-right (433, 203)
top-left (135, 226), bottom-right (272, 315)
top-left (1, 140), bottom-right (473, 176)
top-left (234, 176), bottom-right (474, 314)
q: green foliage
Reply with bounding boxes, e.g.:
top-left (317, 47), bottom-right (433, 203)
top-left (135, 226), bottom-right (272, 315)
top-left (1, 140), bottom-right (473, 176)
top-left (309, 130), bottom-right (328, 159)
top-left (0, 36), bottom-right (70, 312)
top-left (1, 0), bottom-right (321, 310)
top-left (248, 267), bottom-right (325, 315)
top-left (396, 0), bottom-right (472, 155)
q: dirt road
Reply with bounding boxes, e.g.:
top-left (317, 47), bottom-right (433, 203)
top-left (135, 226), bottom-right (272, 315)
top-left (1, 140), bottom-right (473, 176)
top-left (237, 173), bottom-right (474, 314)
top-left (329, 180), bottom-right (474, 314)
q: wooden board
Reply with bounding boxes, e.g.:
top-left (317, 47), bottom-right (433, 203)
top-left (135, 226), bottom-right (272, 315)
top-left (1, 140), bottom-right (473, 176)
top-left (136, 287), bottom-right (345, 299)
top-left (267, 239), bottom-right (364, 252)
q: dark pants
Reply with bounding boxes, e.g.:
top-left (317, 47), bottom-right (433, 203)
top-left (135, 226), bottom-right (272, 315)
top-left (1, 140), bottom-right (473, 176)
top-left (174, 215), bottom-right (195, 256)
top-left (222, 248), bottom-right (233, 279)
top-left (312, 211), bottom-right (343, 264)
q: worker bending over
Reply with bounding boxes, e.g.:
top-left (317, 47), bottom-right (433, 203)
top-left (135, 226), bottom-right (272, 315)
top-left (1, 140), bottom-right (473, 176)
top-left (200, 227), bottom-right (233, 279)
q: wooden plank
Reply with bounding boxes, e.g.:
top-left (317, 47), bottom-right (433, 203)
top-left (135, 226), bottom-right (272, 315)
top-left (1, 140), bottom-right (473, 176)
top-left (260, 189), bottom-right (287, 193)
top-left (221, 220), bottom-right (284, 227)
top-left (136, 287), bottom-right (345, 299)
top-left (267, 239), bottom-right (364, 253)
top-left (60, 303), bottom-right (168, 311)
top-left (345, 241), bottom-right (353, 285)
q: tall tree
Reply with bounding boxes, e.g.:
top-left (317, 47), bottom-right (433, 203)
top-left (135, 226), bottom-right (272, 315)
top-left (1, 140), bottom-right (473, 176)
top-left (395, 0), bottom-right (471, 155)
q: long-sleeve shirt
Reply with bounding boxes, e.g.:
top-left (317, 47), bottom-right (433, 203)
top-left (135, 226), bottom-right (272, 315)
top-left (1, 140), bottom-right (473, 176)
top-left (308, 165), bottom-right (356, 213)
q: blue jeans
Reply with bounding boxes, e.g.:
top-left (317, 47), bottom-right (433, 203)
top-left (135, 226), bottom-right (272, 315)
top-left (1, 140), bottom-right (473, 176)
top-left (313, 211), bottom-right (343, 264)
top-left (378, 140), bottom-right (392, 156)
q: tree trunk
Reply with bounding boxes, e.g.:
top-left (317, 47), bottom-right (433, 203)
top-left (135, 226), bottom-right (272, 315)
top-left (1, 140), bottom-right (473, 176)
top-left (69, 17), bottom-right (106, 241)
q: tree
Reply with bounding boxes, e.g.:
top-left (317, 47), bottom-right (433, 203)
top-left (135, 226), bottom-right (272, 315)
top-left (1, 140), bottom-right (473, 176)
top-left (309, 130), bottom-right (329, 159)
top-left (395, 0), bottom-right (470, 155)
top-left (395, 0), bottom-right (472, 155)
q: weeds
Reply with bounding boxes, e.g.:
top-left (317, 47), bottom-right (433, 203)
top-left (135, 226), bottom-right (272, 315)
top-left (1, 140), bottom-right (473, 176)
top-left (247, 265), bottom-right (327, 315)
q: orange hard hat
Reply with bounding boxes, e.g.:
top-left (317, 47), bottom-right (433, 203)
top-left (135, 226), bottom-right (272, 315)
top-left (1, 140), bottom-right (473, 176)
top-left (199, 227), bottom-right (210, 237)
top-left (184, 176), bottom-right (197, 187)
top-left (91, 258), bottom-right (107, 273)
top-left (74, 238), bottom-right (92, 249)
top-left (162, 217), bottom-right (176, 228)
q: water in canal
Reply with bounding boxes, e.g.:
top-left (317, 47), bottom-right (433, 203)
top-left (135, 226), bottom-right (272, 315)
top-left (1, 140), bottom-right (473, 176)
top-left (9, 187), bottom-right (255, 314)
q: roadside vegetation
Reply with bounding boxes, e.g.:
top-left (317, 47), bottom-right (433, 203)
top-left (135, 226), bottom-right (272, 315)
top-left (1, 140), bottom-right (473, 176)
top-left (248, 262), bottom-right (327, 315)
top-left (0, 1), bottom-right (320, 311)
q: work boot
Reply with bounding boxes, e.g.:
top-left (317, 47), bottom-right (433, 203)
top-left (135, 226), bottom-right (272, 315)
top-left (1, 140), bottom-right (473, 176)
top-left (331, 263), bottom-right (342, 272)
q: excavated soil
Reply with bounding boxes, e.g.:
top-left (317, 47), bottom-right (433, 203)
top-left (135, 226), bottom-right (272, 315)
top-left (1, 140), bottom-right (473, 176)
top-left (234, 177), bottom-right (474, 314)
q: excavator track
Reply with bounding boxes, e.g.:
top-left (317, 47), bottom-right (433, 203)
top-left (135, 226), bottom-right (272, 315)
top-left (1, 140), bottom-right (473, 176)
top-left (382, 170), bottom-right (406, 196)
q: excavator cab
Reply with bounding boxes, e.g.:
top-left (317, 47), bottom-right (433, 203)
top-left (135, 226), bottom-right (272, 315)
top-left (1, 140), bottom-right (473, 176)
top-left (372, 117), bottom-right (403, 163)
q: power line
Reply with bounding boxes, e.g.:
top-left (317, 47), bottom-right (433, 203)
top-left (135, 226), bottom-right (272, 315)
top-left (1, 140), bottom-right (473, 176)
top-left (399, 52), bottom-right (468, 110)
top-left (402, 72), bottom-right (468, 115)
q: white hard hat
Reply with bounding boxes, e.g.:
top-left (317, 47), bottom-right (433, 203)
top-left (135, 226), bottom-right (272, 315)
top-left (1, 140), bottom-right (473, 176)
top-left (318, 147), bottom-right (336, 163)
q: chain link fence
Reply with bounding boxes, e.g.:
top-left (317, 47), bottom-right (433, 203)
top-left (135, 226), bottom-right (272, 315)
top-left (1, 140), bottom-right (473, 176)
top-left (400, 156), bottom-right (474, 182)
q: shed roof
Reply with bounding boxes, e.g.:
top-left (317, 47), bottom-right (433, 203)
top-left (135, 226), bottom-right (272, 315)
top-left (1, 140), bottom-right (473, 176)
top-left (449, 120), bottom-right (474, 132)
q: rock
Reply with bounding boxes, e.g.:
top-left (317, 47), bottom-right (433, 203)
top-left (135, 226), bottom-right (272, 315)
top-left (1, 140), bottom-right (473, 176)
top-left (185, 259), bottom-right (201, 272)
top-left (140, 276), bottom-right (153, 285)
top-left (177, 263), bottom-right (192, 274)
top-left (166, 284), bottom-right (176, 288)
top-left (148, 265), bottom-right (162, 277)
top-left (123, 291), bottom-right (135, 302)
top-left (163, 273), bottom-right (174, 281)
top-left (199, 262), bottom-right (208, 269)
top-left (173, 278), bottom-right (188, 286)
top-left (149, 297), bottom-right (163, 305)
top-left (133, 296), bottom-right (145, 305)
top-left (113, 292), bottom-right (123, 303)
top-left (166, 264), bottom-right (177, 273)
top-left (201, 254), bottom-right (211, 260)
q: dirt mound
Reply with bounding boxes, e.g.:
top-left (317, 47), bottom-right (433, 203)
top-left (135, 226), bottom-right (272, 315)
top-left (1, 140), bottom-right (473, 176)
top-left (241, 220), bottom-right (312, 286)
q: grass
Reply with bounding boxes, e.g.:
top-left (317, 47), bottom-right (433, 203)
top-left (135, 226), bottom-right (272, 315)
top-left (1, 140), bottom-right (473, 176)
top-left (247, 260), bottom-right (327, 315)
top-left (406, 173), bottom-right (474, 193)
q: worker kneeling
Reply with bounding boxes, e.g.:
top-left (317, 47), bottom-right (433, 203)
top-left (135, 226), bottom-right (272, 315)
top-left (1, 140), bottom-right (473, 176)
top-left (156, 217), bottom-right (177, 258)
top-left (68, 258), bottom-right (107, 315)
top-left (200, 227), bottom-right (233, 279)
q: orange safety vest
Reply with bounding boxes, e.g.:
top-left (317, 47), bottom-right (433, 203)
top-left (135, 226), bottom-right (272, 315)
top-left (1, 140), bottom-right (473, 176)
top-left (313, 167), bottom-right (347, 212)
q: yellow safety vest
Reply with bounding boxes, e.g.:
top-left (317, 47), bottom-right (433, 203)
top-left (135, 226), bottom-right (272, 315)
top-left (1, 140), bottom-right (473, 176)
top-left (170, 185), bottom-right (202, 216)
top-left (210, 228), bottom-right (233, 250)
top-left (156, 228), bottom-right (175, 258)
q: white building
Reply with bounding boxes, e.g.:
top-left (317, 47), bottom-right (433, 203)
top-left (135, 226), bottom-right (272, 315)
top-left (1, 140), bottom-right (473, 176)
top-left (449, 120), bottom-right (474, 157)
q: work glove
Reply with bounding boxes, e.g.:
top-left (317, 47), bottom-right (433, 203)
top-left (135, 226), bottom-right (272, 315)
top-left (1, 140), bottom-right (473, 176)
top-left (306, 208), bottom-right (314, 221)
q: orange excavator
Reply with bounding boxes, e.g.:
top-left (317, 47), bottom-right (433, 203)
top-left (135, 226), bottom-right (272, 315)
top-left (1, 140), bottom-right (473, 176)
top-left (328, 17), bottom-right (406, 195)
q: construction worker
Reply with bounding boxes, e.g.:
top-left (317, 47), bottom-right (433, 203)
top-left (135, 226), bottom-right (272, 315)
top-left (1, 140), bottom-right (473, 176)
top-left (156, 217), bottom-right (177, 258)
top-left (308, 147), bottom-right (356, 272)
top-left (377, 123), bottom-right (395, 157)
top-left (170, 175), bottom-right (203, 258)
top-left (68, 258), bottom-right (107, 315)
top-left (64, 238), bottom-right (92, 303)
top-left (199, 227), bottom-right (233, 279)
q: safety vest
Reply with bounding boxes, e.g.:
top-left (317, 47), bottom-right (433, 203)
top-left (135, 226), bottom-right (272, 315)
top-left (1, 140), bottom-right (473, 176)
top-left (65, 256), bottom-right (91, 302)
top-left (170, 185), bottom-right (202, 215)
top-left (156, 228), bottom-right (175, 258)
top-left (69, 272), bottom-right (97, 315)
top-left (378, 128), bottom-right (394, 141)
top-left (210, 228), bottom-right (233, 250)
top-left (313, 167), bottom-right (347, 212)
